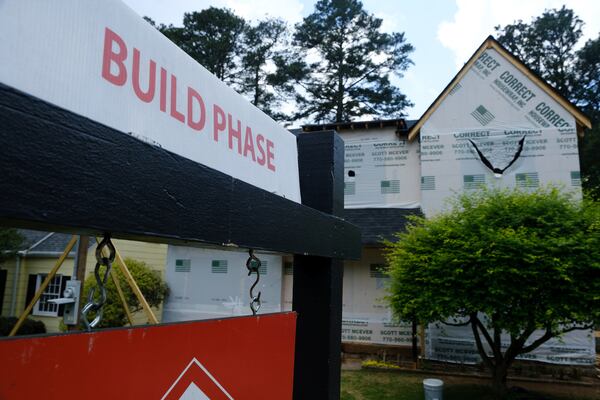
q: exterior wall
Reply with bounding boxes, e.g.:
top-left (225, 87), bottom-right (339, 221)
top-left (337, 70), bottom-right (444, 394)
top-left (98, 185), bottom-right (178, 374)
top-left (162, 246), bottom-right (284, 323)
top-left (342, 248), bottom-right (388, 317)
top-left (337, 128), bottom-right (421, 209)
top-left (0, 259), bottom-right (17, 317)
top-left (420, 47), bottom-right (581, 215)
top-left (341, 248), bottom-right (416, 346)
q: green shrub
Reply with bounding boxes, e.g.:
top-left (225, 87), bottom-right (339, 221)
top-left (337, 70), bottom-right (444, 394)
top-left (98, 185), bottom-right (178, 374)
top-left (82, 258), bottom-right (169, 328)
top-left (0, 316), bottom-right (46, 336)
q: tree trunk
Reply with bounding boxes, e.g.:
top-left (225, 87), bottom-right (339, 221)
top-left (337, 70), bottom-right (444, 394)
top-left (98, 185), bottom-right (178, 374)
top-left (491, 363), bottom-right (509, 399)
top-left (335, 72), bottom-right (344, 122)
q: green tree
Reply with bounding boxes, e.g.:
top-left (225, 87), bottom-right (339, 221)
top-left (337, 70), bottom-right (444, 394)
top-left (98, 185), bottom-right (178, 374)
top-left (292, 0), bottom-right (414, 123)
top-left (144, 17), bottom-right (186, 46)
top-left (385, 187), bottom-right (600, 399)
top-left (148, 8), bottom-right (246, 84)
top-left (0, 228), bottom-right (24, 264)
top-left (497, 6), bottom-right (583, 96)
top-left (495, 7), bottom-right (600, 196)
top-left (82, 258), bottom-right (169, 328)
top-left (147, 12), bottom-right (300, 120)
top-left (238, 18), bottom-right (302, 120)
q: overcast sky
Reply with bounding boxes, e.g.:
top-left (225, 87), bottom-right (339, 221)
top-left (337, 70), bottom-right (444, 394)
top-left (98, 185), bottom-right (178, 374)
top-left (122, 0), bottom-right (600, 122)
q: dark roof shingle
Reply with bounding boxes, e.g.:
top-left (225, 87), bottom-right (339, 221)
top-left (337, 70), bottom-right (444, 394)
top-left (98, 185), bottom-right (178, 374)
top-left (344, 208), bottom-right (422, 246)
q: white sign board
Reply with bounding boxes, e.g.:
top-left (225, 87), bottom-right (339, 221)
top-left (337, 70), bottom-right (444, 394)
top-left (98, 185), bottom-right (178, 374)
top-left (0, 0), bottom-right (300, 202)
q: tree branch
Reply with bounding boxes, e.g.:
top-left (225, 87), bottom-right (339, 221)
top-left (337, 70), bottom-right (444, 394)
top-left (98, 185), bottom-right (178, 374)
top-left (519, 323), bottom-right (593, 355)
top-left (519, 328), bottom-right (553, 354)
top-left (440, 316), bottom-right (472, 327)
top-left (473, 315), bottom-right (497, 351)
top-left (557, 323), bottom-right (594, 335)
top-left (470, 314), bottom-right (494, 369)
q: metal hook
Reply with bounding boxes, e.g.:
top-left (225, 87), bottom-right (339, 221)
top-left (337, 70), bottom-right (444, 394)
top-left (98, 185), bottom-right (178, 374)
top-left (82, 233), bottom-right (115, 331)
top-left (246, 249), bottom-right (262, 316)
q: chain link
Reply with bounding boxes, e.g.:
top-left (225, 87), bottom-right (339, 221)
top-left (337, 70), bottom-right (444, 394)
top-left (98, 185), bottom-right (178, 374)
top-left (246, 249), bottom-right (262, 316)
top-left (81, 234), bottom-right (115, 331)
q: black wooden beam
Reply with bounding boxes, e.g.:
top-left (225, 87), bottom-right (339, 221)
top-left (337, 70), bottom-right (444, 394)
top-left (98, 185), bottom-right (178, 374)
top-left (293, 132), bottom-right (350, 400)
top-left (0, 83), bottom-right (360, 259)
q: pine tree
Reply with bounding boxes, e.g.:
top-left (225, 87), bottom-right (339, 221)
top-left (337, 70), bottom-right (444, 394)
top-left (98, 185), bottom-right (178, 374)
top-left (292, 0), bottom-right (414, 123)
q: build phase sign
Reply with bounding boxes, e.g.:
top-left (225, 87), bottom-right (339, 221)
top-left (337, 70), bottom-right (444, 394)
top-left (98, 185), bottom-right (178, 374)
top-left (0, 314), bottom-right (297, 399)
top-left (0, 0), bottom-right (300, 202)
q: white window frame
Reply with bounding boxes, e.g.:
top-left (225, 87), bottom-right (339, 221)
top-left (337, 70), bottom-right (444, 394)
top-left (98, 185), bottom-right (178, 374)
top-left (32, 273), bottom-right (63, 317)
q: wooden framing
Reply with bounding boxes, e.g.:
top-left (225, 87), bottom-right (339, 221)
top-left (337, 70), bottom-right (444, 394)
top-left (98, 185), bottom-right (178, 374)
top-left (408, 36), bottom-right (592, 141)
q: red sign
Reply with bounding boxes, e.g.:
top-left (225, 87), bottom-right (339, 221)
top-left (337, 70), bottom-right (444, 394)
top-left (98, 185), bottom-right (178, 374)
top-left (0, 312), bottom-right (296, 399)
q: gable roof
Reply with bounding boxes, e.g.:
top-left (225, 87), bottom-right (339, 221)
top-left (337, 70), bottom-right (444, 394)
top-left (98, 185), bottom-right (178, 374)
top-left (302, 118), bottom-right (408, 133)
top-left (408, 35), bottom-right (592, 141)
top-left (17, 229), bottom-right (93, 255)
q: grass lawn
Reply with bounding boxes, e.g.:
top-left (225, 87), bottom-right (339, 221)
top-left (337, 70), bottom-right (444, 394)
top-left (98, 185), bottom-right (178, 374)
top-left (340, 370), bottom-right (589, 400)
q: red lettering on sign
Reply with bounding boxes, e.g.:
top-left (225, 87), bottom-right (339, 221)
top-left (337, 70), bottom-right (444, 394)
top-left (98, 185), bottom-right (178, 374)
top-left (101, 28), bottom-right (127, 86)
top-left (170, 74), bottom-right (185, 123)
top-left (228, 114), bottom-right (242, 154)
top-left (256, 134), bottom-right (266, 166)
top-left (213, 104), bottom-right (226, 141)
top-left (244, 127), bottom-right (256, 162)
top-left (267, 139), bottom-right (276, 172)
top-left (132, 48), bottom-right (156, 103)
top-left (187, 87), bottom-right (206, 131)
top-left (100, 27), bottom-right (280, 173)
top-left (159, 67), bottom-right (167, 112)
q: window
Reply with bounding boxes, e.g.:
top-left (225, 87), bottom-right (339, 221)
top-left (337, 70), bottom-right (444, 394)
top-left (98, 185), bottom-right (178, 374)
top-left (32, 274), bottom-right (64, 317)
top-left (370, 264), bottom-right (389, 290)
top-left (369, 264), bottom-right (389, 279)
top-left (344, 182), bottom-right (356, 196)
top-left (421, 176), bottom-right (435, 191)
top-left (380, 180), bottom-right (400, 194)
top-left (175, 259), bottom-right (191, 273)
top-left (463, 174), bottom-right (485, 190)
top-left (515, 172), bottom-right (539, 188)
top-left (283, 262), bottom-right (294, 276)
top-left (211, 260), bottom-right (228, 274)
top-left (571, 171), bottom-right (581, 186)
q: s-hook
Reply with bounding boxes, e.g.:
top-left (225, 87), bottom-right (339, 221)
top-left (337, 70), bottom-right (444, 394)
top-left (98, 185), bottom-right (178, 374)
top-left (81, 233), bottom-right (115, 331)
top-left (246, 249), bottom-right (262, 315)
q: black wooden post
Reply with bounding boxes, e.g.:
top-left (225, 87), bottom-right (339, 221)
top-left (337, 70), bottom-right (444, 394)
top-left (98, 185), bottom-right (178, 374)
top-left (293, 131), bottom-right (346, 400)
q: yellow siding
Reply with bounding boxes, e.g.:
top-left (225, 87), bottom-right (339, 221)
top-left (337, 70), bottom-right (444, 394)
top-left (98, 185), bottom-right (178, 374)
top-left (84, 238), bottom-right (168, 326)
top-left (84, 238), bottom-right (167, 278)
top-left (0, 258), bottom-right (18, 317)
top-left (5, 238), bottom-right (167, 333)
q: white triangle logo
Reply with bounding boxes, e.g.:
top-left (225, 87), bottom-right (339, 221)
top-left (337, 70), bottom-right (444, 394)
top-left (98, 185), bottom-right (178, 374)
top-left (179, 382), bottom-right (210, 400)
top-left (162, 358), bottom-right (234, 400)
